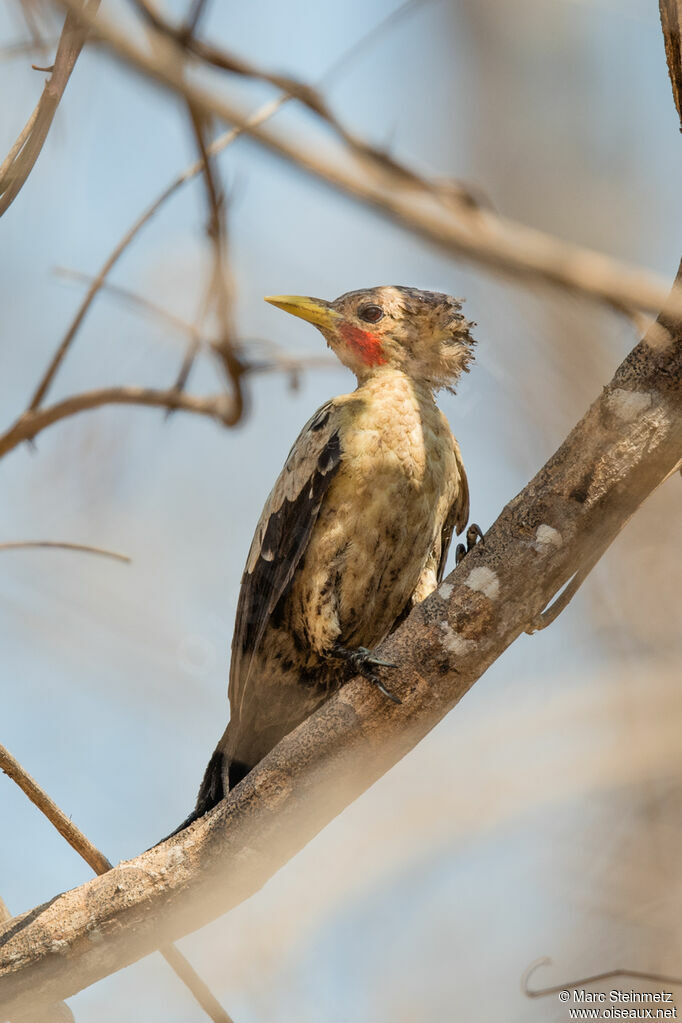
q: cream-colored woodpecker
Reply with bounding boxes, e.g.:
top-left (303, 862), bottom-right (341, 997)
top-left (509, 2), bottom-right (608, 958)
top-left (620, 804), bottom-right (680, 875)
top-left (175, 285), bottom-right (479, 832)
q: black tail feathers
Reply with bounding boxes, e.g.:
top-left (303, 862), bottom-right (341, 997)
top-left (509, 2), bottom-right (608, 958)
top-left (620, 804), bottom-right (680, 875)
top-left (154, 748), bottom-right (226, 846)
top-left (195, 747), bottom-right (227, 819)
top-left (154, 749), bottom-right (253, 846)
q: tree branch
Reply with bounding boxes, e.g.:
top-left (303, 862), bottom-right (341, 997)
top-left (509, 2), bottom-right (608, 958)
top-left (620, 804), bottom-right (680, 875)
top-left (0, 897), bottom-right (74, 1023)
top-left (660, 0), bottom-right (682, 128)
top-left (0, 744), bottom-right (235, 1023)
top-left (0, 385), bottom-right (240, 461)
top-left (1, 261), bottom-right (679, 1017)
top-left (0, 541), bottom-right (130, 563)
top-left (28, 0), bottom-right (422, 410)
top-left (0, 1), bottom-right (100, 217)
top-left (54, 0), bottom-right (680, 316)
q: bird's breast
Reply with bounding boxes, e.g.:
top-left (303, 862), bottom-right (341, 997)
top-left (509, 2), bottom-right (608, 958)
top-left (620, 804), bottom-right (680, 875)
top-left (295, 373), bottom-right (458, 647)
top-left (340, 375), bottom-right (448, 491)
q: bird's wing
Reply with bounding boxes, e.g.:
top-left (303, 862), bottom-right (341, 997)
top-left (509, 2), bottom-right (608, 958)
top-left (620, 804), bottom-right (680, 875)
top-left (436, 435), bottom-right (470, 583)
top-left (228, 399), bottom-right (343, 707)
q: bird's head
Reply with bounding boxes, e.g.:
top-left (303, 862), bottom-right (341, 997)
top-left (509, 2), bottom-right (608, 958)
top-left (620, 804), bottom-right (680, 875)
top-left (265, 285), bottom-right (476, 391)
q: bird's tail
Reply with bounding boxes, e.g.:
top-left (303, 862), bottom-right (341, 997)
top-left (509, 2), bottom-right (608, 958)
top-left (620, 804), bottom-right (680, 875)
top-left (155, 747), bottom-right (226, 845)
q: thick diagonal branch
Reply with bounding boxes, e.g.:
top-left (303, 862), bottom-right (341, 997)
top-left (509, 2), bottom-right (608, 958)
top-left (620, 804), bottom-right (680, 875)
top-left (0, 744), bottom-right (234, 1023)
top-left (0, 261), bottom-right (680, 1018)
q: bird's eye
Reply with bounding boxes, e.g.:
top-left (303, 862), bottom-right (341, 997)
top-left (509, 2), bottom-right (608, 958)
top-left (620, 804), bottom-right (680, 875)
top-left (358, 304), bottom-right (384, 324)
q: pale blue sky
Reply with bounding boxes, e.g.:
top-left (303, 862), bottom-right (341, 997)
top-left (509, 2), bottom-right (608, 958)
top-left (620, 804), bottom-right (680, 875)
top-left (1, 1), bottom-right (681, 1020)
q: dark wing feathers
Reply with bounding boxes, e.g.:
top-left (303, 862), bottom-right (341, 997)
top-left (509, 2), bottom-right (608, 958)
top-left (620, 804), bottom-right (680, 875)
top-left (228, 400), bottom-right (343, 703)
top-left (437, 437), bottom-right (470, 582)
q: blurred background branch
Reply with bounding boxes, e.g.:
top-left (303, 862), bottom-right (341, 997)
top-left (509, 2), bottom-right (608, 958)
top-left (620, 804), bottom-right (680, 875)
top-left (0, 0), bottom-right (99, 217)
top-left (0, 385), bottom-right (241, 459)
top-left (51, 0), bottom-right (682, 315)
top-left (522, 956), bottom-right (682, 999)
top-left (0, 541), bottom-right (130, 562)
top-left (660, 0), bottom-right (682, 128)
top-left (22, 0), bottom-right (426, 415)
top-left (0, 742), bottom-right (235, 1023)
top-left (0, 0), bottom-right (680, 1019)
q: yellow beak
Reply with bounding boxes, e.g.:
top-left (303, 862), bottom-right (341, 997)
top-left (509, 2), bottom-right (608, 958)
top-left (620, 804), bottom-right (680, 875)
top-left (264, 294), bottom-right (340, 330)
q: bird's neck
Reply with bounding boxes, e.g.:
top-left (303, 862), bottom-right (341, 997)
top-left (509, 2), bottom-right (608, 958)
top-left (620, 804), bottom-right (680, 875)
top-left (354, 365), bottom-right (437, 409)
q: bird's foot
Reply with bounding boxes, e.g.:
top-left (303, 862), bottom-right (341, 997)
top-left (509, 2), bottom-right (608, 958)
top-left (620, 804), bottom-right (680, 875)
top-left (332, 645), bottom-right (401, 704)
top-left (455, 523), bottom-right (484, 566)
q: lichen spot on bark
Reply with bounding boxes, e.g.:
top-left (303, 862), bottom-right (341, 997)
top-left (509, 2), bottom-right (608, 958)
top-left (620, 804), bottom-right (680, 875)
top-left (439, 621), bottom-right (475, 656)
top-left (606, 388), bottom-right (653, 422)
top-left (465, 566), bottom-right (499, 600)
top-left (534, 524), bottom-right (562, 552)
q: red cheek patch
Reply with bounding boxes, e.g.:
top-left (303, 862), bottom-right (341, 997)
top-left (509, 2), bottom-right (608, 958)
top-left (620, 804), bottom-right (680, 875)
top-left (338, 323), bottom-right (387, 366)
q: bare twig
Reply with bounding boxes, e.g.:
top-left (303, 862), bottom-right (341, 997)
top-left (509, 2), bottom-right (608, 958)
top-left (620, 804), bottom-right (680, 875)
top-left (522, 957), bottom-right (682, 998)
top-left (0, 36), bottom-right (60, 60)
top-left (158, 944), bottom-right (234, 1023)
top-left (27, 0), bottom-right (433, 409)
top-left (0, 1), bottom-right (100, 217)
top-left (0, 385), bottom-right (239, 461)
top-left (179, 0), bottom-right (211, 41)
top-left (55, 265), bottom-right (335, 381)
top-left (131, 0), bottom-right (480, 207)
top-left (26, 91), bottom-right (286, 413)
top-left (660, 0), bottom-right (682, 129)
top-left (0, 541), bottom-right (130, 563)
top-left (0, 744), bottom-right (111, 874)
top-left (186, 102), bottom-right (243, 397)
top-left (55, 0), bottom-right (680, 319)
top-left (54, 265), bottom-right (205, 341)
top-left (0, 744), bottom-right (235, 1023)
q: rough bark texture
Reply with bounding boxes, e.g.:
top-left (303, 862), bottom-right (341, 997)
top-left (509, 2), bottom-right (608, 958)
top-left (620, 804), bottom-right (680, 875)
top-left (1, 282), bottom-right (680, 1018)
top-left (660, 0), bottom-right (682, 129)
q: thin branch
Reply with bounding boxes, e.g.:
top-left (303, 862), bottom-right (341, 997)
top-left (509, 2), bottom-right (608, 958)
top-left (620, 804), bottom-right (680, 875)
top-left (0, 744), bottom-right (111, 874)
top-left (55, 0), bottom-right (680, 319)
top-left (54, 266), bottom-right (335, 383)
top-left (522, 957), bottom-right (682, 998)
top-left (0, 1), bottom-right (100, 217)
top-left (26, 94), bottom-right (287, 416)
top-left (54, 265), bottom-right (204, 341)
top-left (0, 36), bottom-right (60, 60)
top-left (131, 0), bottom-right (480, 208)
top-left (27, 0), bottom-right (419, 410)
top-left (0, 541), bottom-right (130, 563)
top-left (180, 0), bottom-right (241, 401)
top-left (185, 101), bottom-right (243, 398)
top-left (16, 1), bottom-right (51, 56)
top-left (660, 0), bottom-right (682, 130)
top-left (0, 744), bottom-right (235, 1023)
top-left (0, 385), bottom-right (239, 461)
top-left (179, 0), bottom-right (211, 41)
top-left (1, 255), bottom-right (680, 1018)
top-left (158, 944), bottom-right (234, 1023)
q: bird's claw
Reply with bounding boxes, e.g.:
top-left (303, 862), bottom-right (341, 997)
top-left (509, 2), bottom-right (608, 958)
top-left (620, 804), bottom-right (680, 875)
top-left (366, 654), bottom-right (398, 669)
top-left (456, 522), bottom-right (484, 565)
top-left (369, 675), bottom-right (402, 704)
top-left (466, 523), bottom-right (484, 548)
top-left (333, 645), bottom-right (402, 704)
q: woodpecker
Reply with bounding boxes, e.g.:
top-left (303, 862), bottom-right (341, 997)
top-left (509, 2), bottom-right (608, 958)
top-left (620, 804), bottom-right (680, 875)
top-left (175, 285), bottom-right (479, 833)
